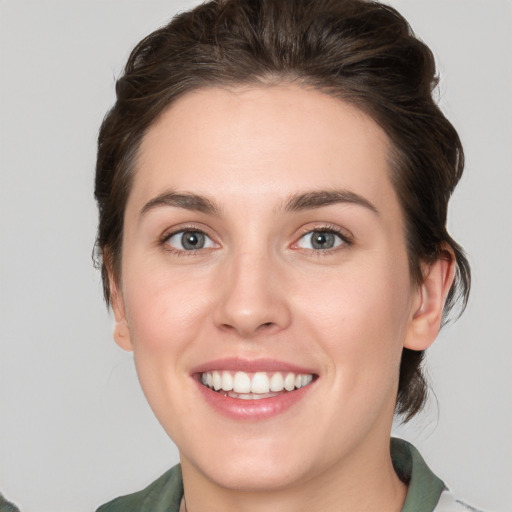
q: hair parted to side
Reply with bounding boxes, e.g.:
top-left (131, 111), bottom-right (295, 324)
top-left (94, 0), bottom-right (470, 421)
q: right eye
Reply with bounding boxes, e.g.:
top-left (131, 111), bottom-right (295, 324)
top-left (164, 230), bottom-right (217, 252)
top-left (295, 230), bottom-right (345, 251)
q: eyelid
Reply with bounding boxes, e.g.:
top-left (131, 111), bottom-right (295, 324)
top-left (157, 222), bottom-right (352, 254)
top-left (290, 223), bottom-right (353, 251)
top-left (159, 224), bottom-right (220, 253)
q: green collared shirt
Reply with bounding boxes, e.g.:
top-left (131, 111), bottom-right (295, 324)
top-left (96, 438), bottom-right (447, 512)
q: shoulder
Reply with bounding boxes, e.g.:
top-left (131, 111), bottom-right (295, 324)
top-left (391, 439), bottom-right (487, 512)
top-left (434, 490), bottom-right (487, 512)
top-left (95, 465), bottom-right (183, 512)
top-left (0, 493), bottom-right (21, 512)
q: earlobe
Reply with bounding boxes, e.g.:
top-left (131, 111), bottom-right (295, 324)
top-left (404, 247), bottom-right (456, 351)
top-left (109, 274), bottom-right (133, 352)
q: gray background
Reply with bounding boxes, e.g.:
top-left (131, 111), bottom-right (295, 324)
top-left (1, 1), bottom-right (510, 511)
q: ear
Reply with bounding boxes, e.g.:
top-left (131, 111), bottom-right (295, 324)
top-left (404, 246), bottom-right (456, 351)
top-left (109, 272), bottom-right (133, 352)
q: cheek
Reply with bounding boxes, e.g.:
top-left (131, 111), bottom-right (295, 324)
top-left (122, 262), bottom-right (213, 353)
top-left (120, 265), bottom-right (213, 421)
top-left (296, 261), bottom-right (413, 372)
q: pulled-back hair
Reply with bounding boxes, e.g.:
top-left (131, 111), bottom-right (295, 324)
top-left (94, 0), bottom-right (470, 421)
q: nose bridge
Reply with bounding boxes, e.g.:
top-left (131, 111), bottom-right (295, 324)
top-left (213, 242), bottom-right (290, 337)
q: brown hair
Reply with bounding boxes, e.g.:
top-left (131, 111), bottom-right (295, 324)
top-left (94, 0), bottom-right (470, 421)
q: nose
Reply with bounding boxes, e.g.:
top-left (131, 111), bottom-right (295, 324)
top-left (212, 250), bottom-right (292, 338)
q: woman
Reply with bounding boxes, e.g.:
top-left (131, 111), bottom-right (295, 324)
top-left (94, 0), bottom-right (475, 510)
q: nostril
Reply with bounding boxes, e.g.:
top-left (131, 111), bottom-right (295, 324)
top-left (257, 322), bottom-right (277, 332)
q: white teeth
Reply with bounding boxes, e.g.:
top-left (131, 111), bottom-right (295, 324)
top-left (201, 370), bottom-right (314, 396)
top-left (232, 392), bottom-right (281, 400)
top-left (212, 371), bottom-right (222, 391)
top-left (303, 374), bottom-right (313, 386)
top-left (233, 371), bottom-right (251, 393)
top-left (269, 372), bottom-right (285, 392)
top-left (221, 371), bottom-right (233, 391)
top-left (284, 373), bottom-right (295, 391)
top-left (251, 372), bottom-right (270, 393)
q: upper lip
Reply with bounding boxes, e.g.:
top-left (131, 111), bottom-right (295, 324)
top-left (190, 357), bottom-right (317, 375)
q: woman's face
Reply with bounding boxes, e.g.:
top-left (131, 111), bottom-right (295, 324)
top-left (113, 85), bottom-right (424, 491)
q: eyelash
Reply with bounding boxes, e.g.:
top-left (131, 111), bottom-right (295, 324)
top-left (293, 224), bottom-right (353, 256)
top-left (159, 225), bottom-right (217, 256)
top-left (159, 224), bottom-right (353, 256)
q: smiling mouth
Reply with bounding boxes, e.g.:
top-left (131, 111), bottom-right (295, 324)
top-left (200, 370), bottom-right (315, 400)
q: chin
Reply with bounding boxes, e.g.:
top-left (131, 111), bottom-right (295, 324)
top-left (202, 457), bottom-right (308, 492)
top-left (182, 433), bottom-right (315, 492)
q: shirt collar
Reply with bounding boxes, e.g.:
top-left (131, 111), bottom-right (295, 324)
top-left (391, 437), bottom-right (446, 512)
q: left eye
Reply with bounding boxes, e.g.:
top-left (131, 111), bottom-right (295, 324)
top-left (165, 230), bottom-right (216, 251)
top-left (296, 230), bottom-right (345, 250)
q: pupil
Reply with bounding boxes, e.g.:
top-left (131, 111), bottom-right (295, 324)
top-left (182, 232), bottom-right (204, 250)
top-left (312, 231), bottom-right (334, 249)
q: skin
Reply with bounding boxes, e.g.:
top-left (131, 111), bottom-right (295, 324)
top-left (110, 85), bottom-right (454, 512)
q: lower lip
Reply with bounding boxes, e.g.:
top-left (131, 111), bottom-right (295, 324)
top-left (195, 378), bottom-right (315, 421)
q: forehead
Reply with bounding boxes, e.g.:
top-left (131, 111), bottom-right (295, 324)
top-left (130, 84), bottom-right (396, 214)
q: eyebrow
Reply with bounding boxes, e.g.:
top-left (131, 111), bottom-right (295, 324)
top-left (140, 191), bottom-right (220, 217)
top-left (139, 188), bottom-right (378, 218)
top-left (282, 190), bottom-right (379, 215)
